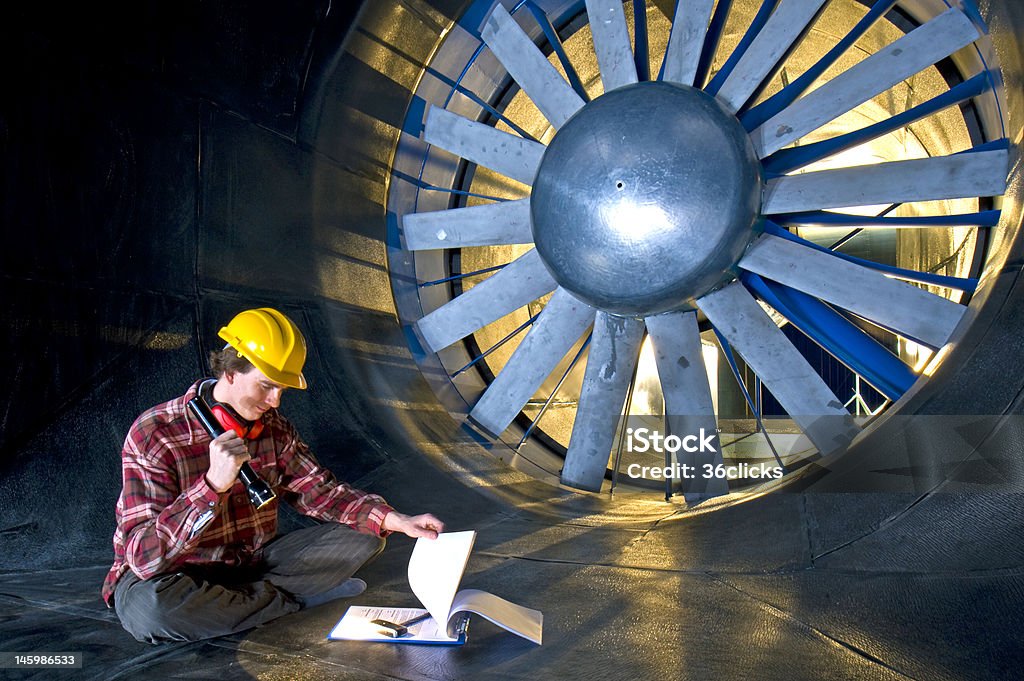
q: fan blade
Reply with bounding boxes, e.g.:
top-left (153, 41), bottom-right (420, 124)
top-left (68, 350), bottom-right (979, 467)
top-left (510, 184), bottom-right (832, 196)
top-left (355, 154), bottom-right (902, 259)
top-left (716, 0), bottom-right (829, 112)
top-left (403, 199), bottom-right (534, 251)
top-left (470, 287), bottom-right (597, 436)
top-left (697, 282), bottom-right (858, 455)
top-left (560, 313), bottom-right (645, 491)
top-left (763, 149), bottom-right (1008, 213)
top-left (752, 7), bottom-right (980, 157)
top-left (645, 310), bottom-right (729, 500)
top-left (423, 106), bottom-right (546, 186)
top-left (661, 0), bottom-right (716, 86)
top-left (481, 4), bottom-right (587, 129)
top-left (586, 0), bottom-right (639, 92)
top-left (416, 248), bottom-right (556, 352)
top-left (739, 234), bottom-right (965, 349)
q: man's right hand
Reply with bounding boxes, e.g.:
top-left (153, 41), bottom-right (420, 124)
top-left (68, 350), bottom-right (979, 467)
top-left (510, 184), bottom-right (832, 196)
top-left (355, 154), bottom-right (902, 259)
top-left (205, 431), bottom-right (250, 493)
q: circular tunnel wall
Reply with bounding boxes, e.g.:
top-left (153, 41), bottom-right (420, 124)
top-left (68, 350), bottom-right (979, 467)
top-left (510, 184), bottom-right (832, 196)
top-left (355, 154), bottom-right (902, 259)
top-left (1, 0), bottom-right (1023, 576)
top-left (387, 0), bottom-right (1019, 499)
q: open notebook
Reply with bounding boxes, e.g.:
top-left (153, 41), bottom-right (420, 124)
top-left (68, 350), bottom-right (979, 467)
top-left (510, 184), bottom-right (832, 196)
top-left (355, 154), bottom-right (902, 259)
top-left (328, 530), bottom-right (542, 645)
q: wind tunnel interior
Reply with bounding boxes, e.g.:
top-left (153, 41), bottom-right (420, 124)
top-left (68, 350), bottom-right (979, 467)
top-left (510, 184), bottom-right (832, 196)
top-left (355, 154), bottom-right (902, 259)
top-left (2, 1), bottom-right (1024, 679)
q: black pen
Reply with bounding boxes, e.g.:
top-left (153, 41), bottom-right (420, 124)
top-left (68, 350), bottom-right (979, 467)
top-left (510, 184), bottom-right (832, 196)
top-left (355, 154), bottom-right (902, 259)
top-left (369, 611), bottom-right (432, 638)
top-left (397, 611), bottom-right (432, 628)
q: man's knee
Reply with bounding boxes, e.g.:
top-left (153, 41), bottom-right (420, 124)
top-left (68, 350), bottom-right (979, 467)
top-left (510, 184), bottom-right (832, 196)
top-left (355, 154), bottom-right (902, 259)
top-left (369, 534), bottom-right (386, 562)
top-left (312, 524), bottom-right (386, 572)
top-left (259, 524), bottom-right (387, 597)
top-left (114, 572), bottom-right (202, 643)
top-left (357, 530), bottom-right (387, 562)
top-left (285, 523), bottom-right (386, 565)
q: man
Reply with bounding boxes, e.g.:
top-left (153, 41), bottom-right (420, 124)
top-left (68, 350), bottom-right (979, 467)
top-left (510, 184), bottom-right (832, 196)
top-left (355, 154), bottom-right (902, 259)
top-left (102, 307), bottom-right (444, 643)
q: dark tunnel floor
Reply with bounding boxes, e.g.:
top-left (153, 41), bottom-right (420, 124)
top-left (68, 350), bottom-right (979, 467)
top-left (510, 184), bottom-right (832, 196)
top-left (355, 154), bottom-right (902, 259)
top-left (2, 491), bottom-right (1021, 681)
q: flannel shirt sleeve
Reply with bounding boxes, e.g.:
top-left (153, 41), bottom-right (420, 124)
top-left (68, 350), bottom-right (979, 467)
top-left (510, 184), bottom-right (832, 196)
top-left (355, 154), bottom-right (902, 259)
top-left (119, 426), bottom-right (222, 580)
top-left (277, 424), bottom-right (394, 536)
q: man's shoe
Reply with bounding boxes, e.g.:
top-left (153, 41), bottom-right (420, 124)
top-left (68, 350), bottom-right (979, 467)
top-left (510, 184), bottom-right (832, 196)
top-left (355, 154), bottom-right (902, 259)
top-left (299, 578), bottom-right (367, 609)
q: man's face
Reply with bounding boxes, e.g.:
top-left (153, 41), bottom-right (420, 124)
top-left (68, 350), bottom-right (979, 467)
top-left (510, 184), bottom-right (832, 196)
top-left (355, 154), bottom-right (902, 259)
top-left (224, 368), bottom-right (288, 421)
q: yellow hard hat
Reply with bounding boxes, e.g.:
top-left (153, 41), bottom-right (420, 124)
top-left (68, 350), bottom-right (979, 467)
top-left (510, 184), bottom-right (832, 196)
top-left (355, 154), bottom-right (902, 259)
top-left (218, 308), bottom-right (308, 389)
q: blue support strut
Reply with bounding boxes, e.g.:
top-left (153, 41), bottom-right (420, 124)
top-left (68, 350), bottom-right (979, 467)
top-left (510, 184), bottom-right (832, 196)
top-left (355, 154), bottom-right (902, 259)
top-left (741, 0), bottom-right (900, 131)
top-left (741, 272), bottom-right (917, 400)
top-left (704, 0), bottom-right (777, 97)
top-left (774, 209), bottom-right (1001, 228)
top-left (693, 0), bottom-right (734, 88)
top-left (522, 1), bottom-right (590, 100)
top-left (633, 0), bottom-right (650, 82)
top-left (451, 311), bottom-right (541, 378)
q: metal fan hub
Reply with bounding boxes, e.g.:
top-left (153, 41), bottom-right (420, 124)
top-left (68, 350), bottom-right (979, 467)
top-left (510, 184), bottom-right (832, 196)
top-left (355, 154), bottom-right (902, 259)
top-left (530, 81), bottom-right (762, 315)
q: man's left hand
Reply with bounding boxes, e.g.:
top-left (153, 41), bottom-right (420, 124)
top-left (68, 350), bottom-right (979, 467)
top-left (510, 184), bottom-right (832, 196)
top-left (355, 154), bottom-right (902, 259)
top-left (382, 511), bottom-right (445, 539)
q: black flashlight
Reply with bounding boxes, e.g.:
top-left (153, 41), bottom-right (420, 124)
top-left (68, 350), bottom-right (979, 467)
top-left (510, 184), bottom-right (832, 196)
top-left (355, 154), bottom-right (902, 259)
top-left (186, 396), bottom-right (277, 509)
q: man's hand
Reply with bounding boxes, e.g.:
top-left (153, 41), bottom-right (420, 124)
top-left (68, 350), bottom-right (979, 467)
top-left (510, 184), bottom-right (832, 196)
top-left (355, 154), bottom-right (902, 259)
top-left (382, 511), bottom-right (446, 539)
top-left (205, 431), bottom-right (250, 493)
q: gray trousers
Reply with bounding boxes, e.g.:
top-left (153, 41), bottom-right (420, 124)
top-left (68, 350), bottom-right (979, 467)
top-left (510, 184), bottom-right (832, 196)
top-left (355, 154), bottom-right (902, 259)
top-left (113, 523), bottom-right (385, 643)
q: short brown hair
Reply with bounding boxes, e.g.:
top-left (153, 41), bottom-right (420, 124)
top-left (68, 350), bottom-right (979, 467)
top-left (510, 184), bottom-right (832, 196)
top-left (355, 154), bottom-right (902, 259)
top-left (208, 347), bottom-right (255, 378)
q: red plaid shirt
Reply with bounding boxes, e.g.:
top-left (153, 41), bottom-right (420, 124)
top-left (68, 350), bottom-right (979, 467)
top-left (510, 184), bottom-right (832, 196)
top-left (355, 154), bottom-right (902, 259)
top-left (102, 381), bottom-right (394, 605)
